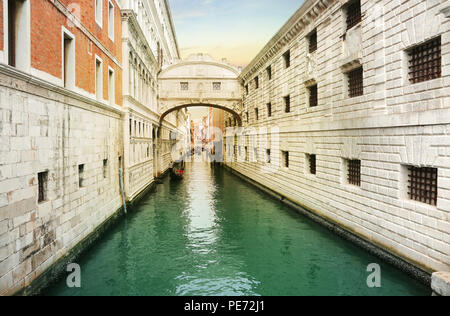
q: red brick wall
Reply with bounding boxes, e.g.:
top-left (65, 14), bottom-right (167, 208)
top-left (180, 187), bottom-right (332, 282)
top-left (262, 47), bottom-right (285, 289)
top-left (29, 0), bottom-right (122, 105)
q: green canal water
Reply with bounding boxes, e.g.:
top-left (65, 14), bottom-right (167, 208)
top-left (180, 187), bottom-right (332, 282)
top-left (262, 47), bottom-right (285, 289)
top-left (45, 163), bottom-right (429, 296)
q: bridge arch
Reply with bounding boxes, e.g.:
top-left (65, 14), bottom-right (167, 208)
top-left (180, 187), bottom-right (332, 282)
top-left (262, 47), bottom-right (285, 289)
top-left (158, 54), bottom-right (243, 126)
top-left (159, 103), bottom-right (242, 126)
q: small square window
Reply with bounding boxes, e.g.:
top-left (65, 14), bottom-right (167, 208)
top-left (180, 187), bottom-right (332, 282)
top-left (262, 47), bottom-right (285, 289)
top-left (284, 95), bottom-right (291, 113)
top-left (180, 82), bottom-right (189, 91)
top-left (347, 159), bottom-right (361, 186)
top-left (309, 84), bottom-right (318, 107)
top-left (213, 82), bottom-right (221, 90)
top-left (408, 37), bottom-right (441, 84)
top-left (347, 67), bottom-right (363, 98)
top-left (346, 0), bottom-right (362, 31)
top-left (38, 171), bottom-right (48, 203)
top-left (407, 166), bottom-right (438, 206)
top-left (309, 30), bottom-right (317, 53)
top-left (283, 50), bottom-right (291, 68)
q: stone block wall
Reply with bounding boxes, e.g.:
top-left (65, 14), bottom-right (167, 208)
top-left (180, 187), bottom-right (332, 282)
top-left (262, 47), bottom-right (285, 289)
top-left (225, 0), bottom-right (450, 273)
top-left (0, 69), bottom-right (124, 296)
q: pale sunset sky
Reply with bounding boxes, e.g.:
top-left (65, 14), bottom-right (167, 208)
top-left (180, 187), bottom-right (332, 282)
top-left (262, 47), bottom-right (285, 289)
top-left (168, 0), bottom-right (305, 67)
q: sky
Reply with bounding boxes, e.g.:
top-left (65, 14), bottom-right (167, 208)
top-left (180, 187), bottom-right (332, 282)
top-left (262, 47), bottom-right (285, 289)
top-left (168, 0), bottom-right (304, 67)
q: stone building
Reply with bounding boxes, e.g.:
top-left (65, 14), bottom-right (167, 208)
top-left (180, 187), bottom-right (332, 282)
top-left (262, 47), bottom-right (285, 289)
top-left (119, 0), bottom-right (184, 201)
top-left (225, 0), bottom-right (450, 273)
top-left (0, 0), bottom-right (185, 295)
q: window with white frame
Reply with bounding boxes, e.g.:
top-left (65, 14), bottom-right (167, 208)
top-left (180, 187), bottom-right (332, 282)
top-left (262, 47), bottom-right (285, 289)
top-left (108, 1), bottom-right (114, 40)
top-left (95, 57), bottom-right (103, 101)
top-left (108, 68), bottom-right (115, 105)
top-left (95, 0), bottom-right (103, 27)
top-left (63, 30), bottom-right (75, 89)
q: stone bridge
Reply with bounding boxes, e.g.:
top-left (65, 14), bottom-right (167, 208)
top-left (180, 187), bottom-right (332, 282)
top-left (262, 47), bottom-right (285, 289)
top-left (158, 54), bottom-right (243, 125)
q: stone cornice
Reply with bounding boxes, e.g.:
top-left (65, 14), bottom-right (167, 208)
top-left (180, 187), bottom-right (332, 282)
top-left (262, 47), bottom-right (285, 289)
top-left (50, 0), bottom-right (122, 69)
top-left (163, 0), bottom-right (181, 58)
top-left (0, 64), bottom-right (124, 118)
top-left (239, 0), bottom-right (334, 83)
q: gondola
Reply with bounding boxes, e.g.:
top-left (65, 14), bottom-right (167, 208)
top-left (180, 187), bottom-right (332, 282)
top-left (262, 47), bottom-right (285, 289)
top-left (170, 161), bottom-right (185, 180)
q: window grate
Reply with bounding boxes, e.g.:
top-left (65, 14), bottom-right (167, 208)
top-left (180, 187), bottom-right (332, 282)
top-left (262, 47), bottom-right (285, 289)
top-left (309, 155), bottom-right (316, 175)
top-left (348, 159), bottom-right (361, 186)
top-left (408, 167), bottom-right (438, 206)
top-left (180, 82), bottom-right (188, 91)
top-left (348, 67), bottom-right (363, 98)
top-left (283, 151), bottom-right (289, 168)
top-left (309, 84), bottom-right (318, 107)
top-left (346, 0), bottom-right (361, 31)
top-left (284, 95), bottom-right (291, 113)
top-left (408, 37), bottom-right (441, 84)
top-left (309, 31), bottom-right (317, 53)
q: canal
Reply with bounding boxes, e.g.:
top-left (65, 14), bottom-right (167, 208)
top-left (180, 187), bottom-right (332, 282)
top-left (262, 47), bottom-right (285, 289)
top-left (45, 162), bottom-right (429, 296)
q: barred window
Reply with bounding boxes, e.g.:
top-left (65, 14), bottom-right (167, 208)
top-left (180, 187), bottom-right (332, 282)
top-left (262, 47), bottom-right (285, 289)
top-left (38, 171), bottom-right (48, 203)
top-left (282, 151), bottom-right (289, 168)
top-left (407, 166), bottom-right (438, 206)
top-left (284, 95), bottom-right (291, 113)
top-left (309, 30), bottom-right (317, 53)
top-left (346, 0), bottom-right (361, 31)
top-left (347, 67), bottom-right (363, 98)
top-left (246, 112), bottom-right (249, 123)
top-left (308, 154), bottom-right (316, 175)
top-left (266, 66), bottom-right (272, 80)
top-left (255, 108), bottom-right (259, 120)
top-left (283, 50), bottom-right (291, 68)
top-left (255, 76), bottom-right (259, 89)
top-left (267, 103), bottom-right (272, 117)
top-left (309, 84), bottom-right (318, 107)
top-left (103, 159), bottom-right (108, 179)
top-left (213, 82), bottom-right (222, 90)
top-left (245, 84), bottom-right (249, 95)
top-left (408, 37), bottom-right (441, 84)
top-left (347, 159), bottom-right (361, 186)
top-left (180, 82), bottom-right (188, 91)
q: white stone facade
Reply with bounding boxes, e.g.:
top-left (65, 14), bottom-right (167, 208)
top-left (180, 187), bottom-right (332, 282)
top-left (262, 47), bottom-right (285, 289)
top-left (120, 2), bottom-right (183, 200)
top-left (0, 67), bottom-right (123, 295)
top-left (225, 0), bottom-right (450, 273)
